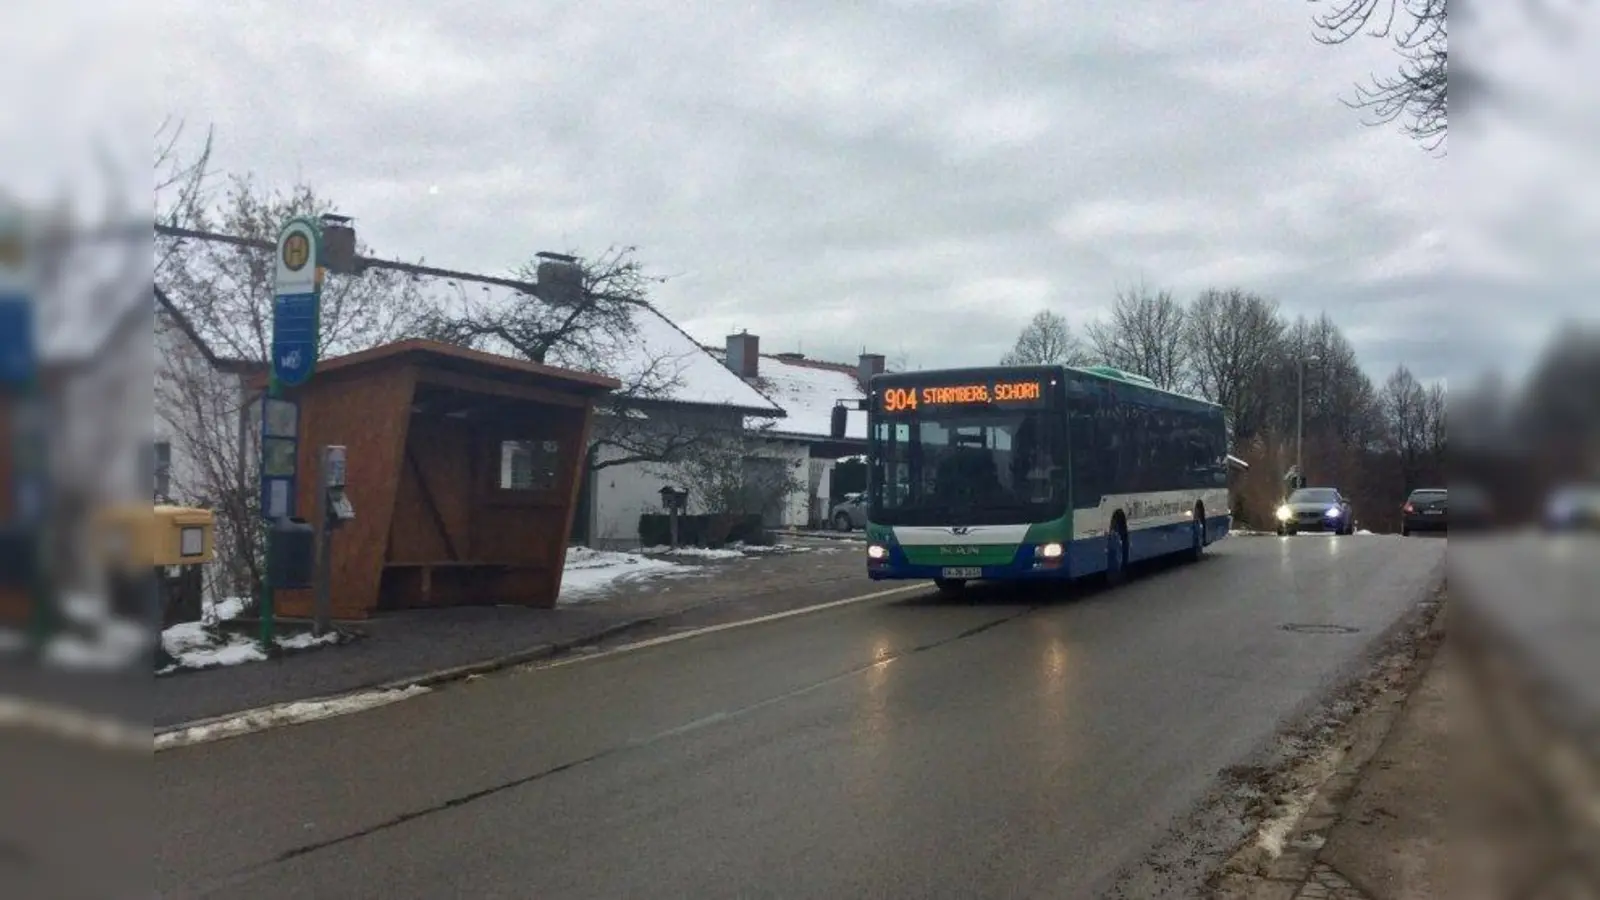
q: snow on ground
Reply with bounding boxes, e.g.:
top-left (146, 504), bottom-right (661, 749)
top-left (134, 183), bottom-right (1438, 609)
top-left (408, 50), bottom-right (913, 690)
top-left (638, 542), bottom-right (809, 559)
top-left (155, 685), bottom-right (432, 750)
top-left (559, 547), bottom-right (692, 604)
top-left (160, 622), bottom-right (265, 672)
top-left (639, 545), bottom-right (746, 560)
top-left (159, 594), bottom-right (343, 674)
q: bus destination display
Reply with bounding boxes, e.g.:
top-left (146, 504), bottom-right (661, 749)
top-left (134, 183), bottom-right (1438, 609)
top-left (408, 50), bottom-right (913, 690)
top-left (880, 380), bottom-right (1043, 413)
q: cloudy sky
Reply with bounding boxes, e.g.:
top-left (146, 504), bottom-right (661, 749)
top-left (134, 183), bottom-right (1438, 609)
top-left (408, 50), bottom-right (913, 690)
top-left (144, 1), bottom-right (1588, 387)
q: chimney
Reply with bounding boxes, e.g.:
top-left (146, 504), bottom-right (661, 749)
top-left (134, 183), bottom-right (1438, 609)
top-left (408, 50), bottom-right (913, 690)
top-left (726, 331), bottom-right (760, 378)
top-left (858, 352), bottom-right (885, 390)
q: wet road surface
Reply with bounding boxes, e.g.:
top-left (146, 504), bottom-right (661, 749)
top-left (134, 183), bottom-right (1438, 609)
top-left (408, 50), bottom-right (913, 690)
top-left (156, 533), bottom-right (1444, 899)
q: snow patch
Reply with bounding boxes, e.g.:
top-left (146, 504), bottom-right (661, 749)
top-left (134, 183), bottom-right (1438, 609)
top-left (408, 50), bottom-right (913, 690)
top-left (638, 542), bottom-right (805, 559)
top-left (155, 685), bottom-right (432, 750)
top-left (205, 595), bottom-right (250, 624)
top-left (277, 630), bottom-right (343, 651)
top-left (161, 622), bottom-right (267, 671)
top-left (159, 599), bottom-right (343, 673)
top-left (639, 545), bottom-right (746, 560)
top-left (559, 547), bottom-right (689, 603)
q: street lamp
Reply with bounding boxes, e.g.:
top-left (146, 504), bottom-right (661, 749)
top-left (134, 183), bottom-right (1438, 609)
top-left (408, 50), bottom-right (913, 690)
top-left (1297, 354), bottom-right (1322, 483)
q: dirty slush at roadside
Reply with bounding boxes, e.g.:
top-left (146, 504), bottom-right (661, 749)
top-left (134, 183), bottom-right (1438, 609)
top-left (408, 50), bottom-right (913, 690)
top-left (1095, 583), bottom-right (1448, 900)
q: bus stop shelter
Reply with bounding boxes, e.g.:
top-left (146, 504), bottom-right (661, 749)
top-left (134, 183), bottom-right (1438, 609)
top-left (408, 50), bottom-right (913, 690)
top-left (267, 340), bottom-right (618, 619)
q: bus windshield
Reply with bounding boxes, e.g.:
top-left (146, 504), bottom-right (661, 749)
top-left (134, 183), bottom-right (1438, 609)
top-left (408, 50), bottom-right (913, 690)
top-left (870, 407), bottom-right (1064, 527)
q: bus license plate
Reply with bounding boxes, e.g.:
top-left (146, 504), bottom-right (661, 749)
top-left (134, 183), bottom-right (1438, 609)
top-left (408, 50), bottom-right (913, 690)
top-left (942, 567), bottom-right (981, 579)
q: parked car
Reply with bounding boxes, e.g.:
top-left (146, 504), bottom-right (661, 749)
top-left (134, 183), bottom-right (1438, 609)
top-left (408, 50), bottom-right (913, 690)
top-left (830, 492), bottom-right (868, 531)
top-left (1401, 488), bottom-right (1449, 536)
top-left (1544, 483), bottom-right (1600, 532)
top-left (1275, 487), bottom-right (1355, 536)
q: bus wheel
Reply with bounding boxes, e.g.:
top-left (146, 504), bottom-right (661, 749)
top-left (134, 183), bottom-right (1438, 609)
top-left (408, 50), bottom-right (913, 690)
top-left (1106, 521), bottom-right (1129, 585)
top-left (933, 578), bottom-right (966, 595)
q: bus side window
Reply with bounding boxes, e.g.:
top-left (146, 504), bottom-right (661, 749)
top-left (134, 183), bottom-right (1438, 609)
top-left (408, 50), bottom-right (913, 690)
top-left (1066, 378), bottom-right (1101, 509)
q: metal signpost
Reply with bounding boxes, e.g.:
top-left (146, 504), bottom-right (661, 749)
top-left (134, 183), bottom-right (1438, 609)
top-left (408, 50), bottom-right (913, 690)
top-left (261, 217), bottom-right (323, 651)
top-left (313, 444), bottom-right (353, 636)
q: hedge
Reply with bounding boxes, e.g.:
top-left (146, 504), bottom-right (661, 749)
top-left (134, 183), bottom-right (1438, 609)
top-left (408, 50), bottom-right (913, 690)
top-left (638, 513), bottom-right (771, 548)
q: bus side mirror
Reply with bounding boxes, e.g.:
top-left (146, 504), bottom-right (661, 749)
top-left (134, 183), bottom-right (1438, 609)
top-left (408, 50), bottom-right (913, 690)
top-left (830, 405), bottom-right (848, 440)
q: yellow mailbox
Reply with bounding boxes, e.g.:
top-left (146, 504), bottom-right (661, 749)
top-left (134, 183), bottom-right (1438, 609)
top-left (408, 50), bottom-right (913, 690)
top-left (153, 505), bottom-right (214, 567)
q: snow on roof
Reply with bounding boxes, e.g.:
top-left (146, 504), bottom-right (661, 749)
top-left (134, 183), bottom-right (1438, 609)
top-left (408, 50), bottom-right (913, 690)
top-left (590, 303), bottom-right (782, 413)
top-left (706, 349), bottom-right (867, 440)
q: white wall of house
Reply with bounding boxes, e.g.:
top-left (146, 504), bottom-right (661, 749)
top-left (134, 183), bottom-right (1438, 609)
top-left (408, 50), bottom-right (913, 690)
top-left (583, 410), bottom-right (822, 547)
top-left (153, 308), bottom-right (250, 508)
top-left (749, 439), bottom-right (810, 529)
top-left (586, 407), bottom-right (748, 548)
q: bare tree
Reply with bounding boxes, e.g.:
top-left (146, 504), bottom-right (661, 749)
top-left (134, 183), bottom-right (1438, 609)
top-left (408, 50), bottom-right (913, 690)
top-left (155, 171), bottom-right (441, 599)
top-left (423, 246), bottom-right (740, 474)
top-left (667, 429), bottom-right (804, 525)
top-left (154, 312), bottom-right (263, 604)
top-left (419, 245), bottom-right (663, 367)
top-left (999, 310), bottom-right (1089, 367)
top-left (1422, 381), bottom-right (1447, 470)
top-left (1275, 314), bottom-right (1384, 451)
top-left (1312, 0), bottom-right (1449, 149)
top-left (1084, 284), bottom-right (1190, 390)
top-left (155, 118), bottom-right (213, 226)
top-left (1380, 364), bottom-right (1431, 489)
top-left (157, 174), bottom-right (440, 363)
top-left (1185, 288), bottom-right (1286, 441)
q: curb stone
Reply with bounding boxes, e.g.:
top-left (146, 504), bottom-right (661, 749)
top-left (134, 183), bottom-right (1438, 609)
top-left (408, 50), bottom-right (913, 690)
top-left (153, 612), bottom-right (667, 741)
top-left (1213, 587), bottom-right (1447, 899)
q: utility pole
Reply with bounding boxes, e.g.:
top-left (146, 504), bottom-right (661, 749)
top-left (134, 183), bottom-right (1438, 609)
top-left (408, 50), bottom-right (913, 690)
top-left (1296, 354), bottom-right (1321, 485)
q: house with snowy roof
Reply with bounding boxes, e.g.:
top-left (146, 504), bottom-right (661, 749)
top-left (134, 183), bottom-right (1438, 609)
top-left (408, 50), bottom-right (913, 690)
top-left (704, 332), bottom-right (883, 529)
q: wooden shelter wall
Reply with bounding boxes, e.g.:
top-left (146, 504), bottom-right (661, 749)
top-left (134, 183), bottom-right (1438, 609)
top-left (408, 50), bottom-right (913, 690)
top-left (275, 365), bottom-right (415, 620)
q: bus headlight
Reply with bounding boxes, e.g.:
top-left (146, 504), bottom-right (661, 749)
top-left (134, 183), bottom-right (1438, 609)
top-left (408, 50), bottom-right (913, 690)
top-left (867, 544), bottom-right (887, 561)
top-left (1039, 542), bottom-right (1063, 559)
top-left (1276, 505), bottom-right (1293, 521)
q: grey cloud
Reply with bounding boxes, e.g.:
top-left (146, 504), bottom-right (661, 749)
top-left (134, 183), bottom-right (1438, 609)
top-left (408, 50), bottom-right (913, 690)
top-left (162, 0), bottom-right (1467, 386)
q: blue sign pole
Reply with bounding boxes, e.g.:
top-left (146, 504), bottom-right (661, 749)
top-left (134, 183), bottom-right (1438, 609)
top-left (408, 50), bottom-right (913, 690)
top-left (260, 217), bottom-right (323, 652)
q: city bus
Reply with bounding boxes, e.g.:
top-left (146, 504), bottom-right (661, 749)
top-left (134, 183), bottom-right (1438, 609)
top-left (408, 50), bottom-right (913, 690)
top-left (830, 364), bottom-right (1232, 590)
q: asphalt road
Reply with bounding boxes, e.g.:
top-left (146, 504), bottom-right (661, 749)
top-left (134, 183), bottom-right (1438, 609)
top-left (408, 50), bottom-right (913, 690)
top-left (155, 533), bottom-right (1444, 899)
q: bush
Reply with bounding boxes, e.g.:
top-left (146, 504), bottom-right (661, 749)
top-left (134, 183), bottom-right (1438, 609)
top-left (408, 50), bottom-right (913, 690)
top-left (638, 513), bottom-right (766, 548)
